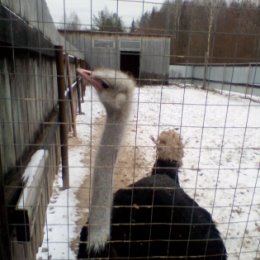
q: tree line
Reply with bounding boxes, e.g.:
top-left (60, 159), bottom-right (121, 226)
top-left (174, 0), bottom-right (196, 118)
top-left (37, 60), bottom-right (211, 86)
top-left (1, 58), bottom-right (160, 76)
top-left (136, 0), bottom-right (260, 64)
top-left (61, 0), bottom-right (260, 64)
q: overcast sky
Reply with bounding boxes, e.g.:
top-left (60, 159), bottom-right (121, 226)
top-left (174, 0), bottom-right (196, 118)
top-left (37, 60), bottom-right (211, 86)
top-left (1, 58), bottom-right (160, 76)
top-left (45, 0), bottom-right (166, 28)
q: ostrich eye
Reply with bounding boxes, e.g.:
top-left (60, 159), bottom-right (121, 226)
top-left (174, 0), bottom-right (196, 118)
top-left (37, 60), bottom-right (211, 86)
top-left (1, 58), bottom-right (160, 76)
top-left (101, 81), bottom-right (110, 89)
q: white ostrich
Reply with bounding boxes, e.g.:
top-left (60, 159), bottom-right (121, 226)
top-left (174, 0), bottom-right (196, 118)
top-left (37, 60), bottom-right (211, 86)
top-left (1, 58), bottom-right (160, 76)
top-left (77, 68), bottom-right (135, 252)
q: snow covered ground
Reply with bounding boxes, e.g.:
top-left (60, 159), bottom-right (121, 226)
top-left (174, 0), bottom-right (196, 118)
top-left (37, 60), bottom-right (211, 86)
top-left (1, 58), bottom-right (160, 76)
top-left (37, 84), bottom-right (260, 260)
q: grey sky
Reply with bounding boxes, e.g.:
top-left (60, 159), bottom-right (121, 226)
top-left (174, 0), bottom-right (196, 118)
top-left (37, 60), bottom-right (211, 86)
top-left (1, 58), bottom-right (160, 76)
top-left (45, 0), bottom-right (166, 28)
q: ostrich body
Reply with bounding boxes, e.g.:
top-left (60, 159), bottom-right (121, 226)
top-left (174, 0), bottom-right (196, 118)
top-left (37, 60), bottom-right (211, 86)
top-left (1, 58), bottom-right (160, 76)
top-left (78, 129), bottom-right (227, 259)
top-left (77, 68), bottom-right (135, 251)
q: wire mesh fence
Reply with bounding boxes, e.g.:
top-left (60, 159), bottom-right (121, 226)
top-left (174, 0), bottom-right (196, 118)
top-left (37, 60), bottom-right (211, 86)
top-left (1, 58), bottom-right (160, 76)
top-left (0, 0), bottom-right (259, 260)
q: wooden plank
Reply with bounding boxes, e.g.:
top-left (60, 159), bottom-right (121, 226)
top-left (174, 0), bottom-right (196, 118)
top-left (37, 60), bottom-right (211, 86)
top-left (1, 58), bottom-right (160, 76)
top-left (33, 217), bottom-right (39, 252)
top-left (0, 58), bottom-right (16, 174)
top-left (10, 57), bottom-right (34, 163)
top-left (79, 59), bottom-right (87, 100)
top-left (74, 58), bottom-right (83, 114)
top-left (52, 61), bottom-right (59, 108)
top-left (46, 62), bottom-right (52, 117)
top-left (10, 59), bottom-right (26, 164)
top-left (21, 58), bottom-right (32, 156)
top-left (30, 227), bottom-right (36, 258)
top-left (66, 54), bottom-right (77, 137)
top-left (37, 192), bottom-right (45, 247)
top-left (47, 145), bottom-right (56, 197)
top-left (26, 59), bottom-right (35, 145)
top-left (39, 60), bottom-right (45, 122)
top-left (55, 129), bottom-right (61, 170)
top-left (55, 46), bottom-right (69, 189)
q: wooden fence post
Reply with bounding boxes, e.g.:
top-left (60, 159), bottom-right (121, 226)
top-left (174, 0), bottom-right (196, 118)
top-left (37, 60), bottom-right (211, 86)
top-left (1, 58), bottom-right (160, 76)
top-left (55, 46), bottom-right (69, 189)
top-left (75, 57), bottom-right (83, 115)
top-left (79, 59), bottom-right (86, 102)
top-left (65, 54), bottom-right (77, 137)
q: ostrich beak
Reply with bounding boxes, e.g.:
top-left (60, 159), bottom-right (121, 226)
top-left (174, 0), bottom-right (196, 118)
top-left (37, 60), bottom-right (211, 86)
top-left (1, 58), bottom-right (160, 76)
top-left (77, 68), bottom-right (102, 90)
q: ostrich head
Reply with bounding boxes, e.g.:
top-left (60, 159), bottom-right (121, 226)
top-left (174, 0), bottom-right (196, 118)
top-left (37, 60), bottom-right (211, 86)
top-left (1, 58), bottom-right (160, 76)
top-left (77, 68), bottom-right (135, 116)
top-left (152, 129), bottom-right (184, 167)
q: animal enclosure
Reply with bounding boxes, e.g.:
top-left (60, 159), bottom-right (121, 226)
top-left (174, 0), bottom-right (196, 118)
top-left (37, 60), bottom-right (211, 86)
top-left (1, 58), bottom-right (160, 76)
top-left (0, 0), bottom-right (259, 260)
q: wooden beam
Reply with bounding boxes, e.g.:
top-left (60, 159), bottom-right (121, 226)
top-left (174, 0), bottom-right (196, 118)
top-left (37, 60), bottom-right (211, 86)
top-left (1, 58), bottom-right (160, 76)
top-left (55, 46), bottom-right (69, 189)
top-left (75, 57), bottom-right (83, 115)
top-left (79, 59), bottom-right (87, 102)
top-left (65, 54), bottom-right (77, 137)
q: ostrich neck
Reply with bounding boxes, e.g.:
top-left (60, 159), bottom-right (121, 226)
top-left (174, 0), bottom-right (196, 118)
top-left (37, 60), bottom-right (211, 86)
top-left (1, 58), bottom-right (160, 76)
top-left (87, 108), bottom-right (128, 251)
top-left (96, 111), bottom-right (127, 175)
top-left (100, 111), bottom-right (126, 152)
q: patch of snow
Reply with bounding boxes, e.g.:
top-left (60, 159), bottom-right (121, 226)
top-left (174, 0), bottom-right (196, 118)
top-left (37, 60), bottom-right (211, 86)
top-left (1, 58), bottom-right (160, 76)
top-left (19, 150), bottom-right (48, 211)
top-left (22, 150), bottom-right (48, 185)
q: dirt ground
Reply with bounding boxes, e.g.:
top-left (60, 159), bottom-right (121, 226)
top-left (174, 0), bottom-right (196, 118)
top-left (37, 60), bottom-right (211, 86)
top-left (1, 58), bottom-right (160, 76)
top-left (70, 114), bottom-right (153, 254)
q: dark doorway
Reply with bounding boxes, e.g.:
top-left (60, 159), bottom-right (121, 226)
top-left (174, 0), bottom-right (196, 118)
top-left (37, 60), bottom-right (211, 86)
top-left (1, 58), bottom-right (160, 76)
top-left (120, 51), bottom-right (140, 79)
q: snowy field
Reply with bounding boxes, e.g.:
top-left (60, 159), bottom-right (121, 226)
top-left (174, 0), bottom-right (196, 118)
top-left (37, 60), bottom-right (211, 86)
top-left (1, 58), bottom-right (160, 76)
top-left (37, 84), bottom-right (260, 260)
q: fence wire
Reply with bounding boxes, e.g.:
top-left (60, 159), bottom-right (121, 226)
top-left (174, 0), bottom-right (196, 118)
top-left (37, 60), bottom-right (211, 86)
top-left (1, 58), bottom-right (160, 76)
top-left (0, 0), bottom-right (260, 260)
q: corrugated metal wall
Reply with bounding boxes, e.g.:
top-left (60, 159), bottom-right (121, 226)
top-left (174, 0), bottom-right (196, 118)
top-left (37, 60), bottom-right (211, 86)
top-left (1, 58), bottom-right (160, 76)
top-left (61, 31), bottom-right (170, 81)
top-left (169, 64), bottom-right (260, 97)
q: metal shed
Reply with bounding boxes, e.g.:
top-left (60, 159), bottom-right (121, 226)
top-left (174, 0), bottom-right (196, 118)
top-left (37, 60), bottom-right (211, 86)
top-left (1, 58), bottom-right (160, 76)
top-left (60, 31), bottom-right (171, 83)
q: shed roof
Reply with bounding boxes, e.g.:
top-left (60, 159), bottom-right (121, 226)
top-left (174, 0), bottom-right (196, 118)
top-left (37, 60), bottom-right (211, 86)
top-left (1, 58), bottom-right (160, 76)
top-left (59, 29), bottom-right (171, 39)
